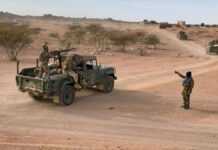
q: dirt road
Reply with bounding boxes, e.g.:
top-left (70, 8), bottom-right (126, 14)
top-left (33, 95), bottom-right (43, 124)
top-left (0, 53), bottom-right (218, 150)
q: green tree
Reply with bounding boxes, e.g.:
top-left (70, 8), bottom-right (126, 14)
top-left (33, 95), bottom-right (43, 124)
top-left (0, 23), bottom-right (38, 61)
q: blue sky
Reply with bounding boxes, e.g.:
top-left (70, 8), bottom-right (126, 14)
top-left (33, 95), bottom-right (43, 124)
top-left (0, 0), bottom-right (217, 24)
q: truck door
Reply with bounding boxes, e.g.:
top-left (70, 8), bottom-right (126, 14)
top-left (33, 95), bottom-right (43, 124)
top-left (83, 60), bottom-right (98, 86)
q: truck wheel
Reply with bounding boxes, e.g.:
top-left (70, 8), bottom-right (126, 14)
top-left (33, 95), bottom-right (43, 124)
top-left (103, 76), bottom-right (114, 93)
top-left (59, 84), bottom-right (75, 106)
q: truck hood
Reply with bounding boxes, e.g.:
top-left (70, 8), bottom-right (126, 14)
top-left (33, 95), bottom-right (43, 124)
top-left (101, 65), bottom-right (116, 74)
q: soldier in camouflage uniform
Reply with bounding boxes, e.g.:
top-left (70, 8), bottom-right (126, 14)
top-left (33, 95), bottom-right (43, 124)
top-left (39, 42), bottom-right (50, 77)
top-left (175, 71), bottom-right (194, 110)
top-left (63, 55), bottom-right (79, 82)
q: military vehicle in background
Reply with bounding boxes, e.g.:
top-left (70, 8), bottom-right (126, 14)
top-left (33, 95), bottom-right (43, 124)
top-left (16, 49), bottom-right (117, 106)
top-left (208, 40), bottom-right (218, 55)
top-left (159, 22), bottom-right (172, 29)
top-left (177, 31), bottom-right (188, 40)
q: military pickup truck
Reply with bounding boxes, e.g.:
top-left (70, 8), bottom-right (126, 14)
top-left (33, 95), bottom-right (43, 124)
top-left (16, 49), bottom-right (117, 106)
top-left (177, 31), bottom-right (188, 40)
top-left (208, 40), bottom-right (218, 55)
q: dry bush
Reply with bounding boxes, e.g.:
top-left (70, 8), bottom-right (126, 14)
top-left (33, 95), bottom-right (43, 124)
top-left (86, 24), bottom-right (105, 48)
top-left (61, 31), bottom-right (75, 48)
top-left (134, 31), bottom-right (147, 42)
top-left (73, 27), bottom-right (87, 44)
top-left (143, 34), bottom-right (160, 49)
top-left (61, 25), bottom-right (87, 48)
top-left (69, 25), bottom-right (87, 44)
top-left (0, 23), bottom-right (39, 61)
top-left (139, 34), bottom-right (161, 56)
top-left (61, 23), bottom-right (147, 54)
top-left (31, 27), bottom-right (41, 34)
top-left (108, 30), bottom-right (137, 52)
top-left (86, 24), bottom-right (104, 34)
top-left (95, 29), bottom-right (111, 52)
top-left (49, 32), bottom-right (60, 39)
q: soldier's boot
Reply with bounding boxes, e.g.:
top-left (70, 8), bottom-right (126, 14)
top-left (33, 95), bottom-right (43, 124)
top-left (184, 96), bottom-right (190, 110)
top-left (184, 103), bottom-right (190, 109)
top-left (182, 96), bottom-right (186, 109)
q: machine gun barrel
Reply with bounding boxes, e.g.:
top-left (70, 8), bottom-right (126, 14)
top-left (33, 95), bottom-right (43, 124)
top-left (48, 48), bottom-right (76, 70)
top-left (49, 48), bottom-right (76, 57)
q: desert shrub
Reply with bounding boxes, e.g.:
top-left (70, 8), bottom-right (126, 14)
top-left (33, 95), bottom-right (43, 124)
top-left (160, 22), bottom-right (172, 29)
top-left (106, 18), bottom-right (114, 21)
top-left (201, 23), bottom-right (205, 27)
top-left (134, 31), bottom-right (147, 42)
top-left (86, 24), bottom-right (104, 40)
top-left (61, 24), bottom-right (109, 51)
top-left (72, 27), bottom-right (86, 44)
top-left (69, 25), bottom-right (83, 31)
top-left (108, 30), bottom-right (137, 51)
top-left (86, 24), bottom-right (107, 50)
top-left (143, 34), bottom-right (160, 49)
top-left (61, 31), bottom-right (75, 48)
top-left (61, 25), bottom-right (87, 48)
top-left (31, 27), bottom-right (41, 34)
top-left (86, 24), bottom-right (104, 34)
top-left (92, 29), bottom-right (110, 52)
top-left (149, 20), bottom-right (158, 24)
top-left (0, 23), bottom-right (39, 61)
top-left (49, 32), bottom-right (60, 39)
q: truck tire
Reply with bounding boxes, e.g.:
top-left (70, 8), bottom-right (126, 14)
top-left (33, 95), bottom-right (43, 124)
top-left (59, 83), bottom-right (75, 106)
top-left (102, 76), bottom-right (114, 93)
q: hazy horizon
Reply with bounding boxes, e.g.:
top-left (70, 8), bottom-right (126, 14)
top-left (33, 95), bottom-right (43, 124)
top-left (0, 0), bottom-right (217, 24)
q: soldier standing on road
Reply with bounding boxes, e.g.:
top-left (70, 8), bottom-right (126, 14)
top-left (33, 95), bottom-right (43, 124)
top-left (175, 71), bottom-right (194, 110)
top-left (39, 42), bottom-right (50, 77)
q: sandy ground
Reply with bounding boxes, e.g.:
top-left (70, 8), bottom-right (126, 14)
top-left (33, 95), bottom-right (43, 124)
top-left (1, 19), bottom-right (218, 150)
top-left (0, 52), bottom-right (218, 150)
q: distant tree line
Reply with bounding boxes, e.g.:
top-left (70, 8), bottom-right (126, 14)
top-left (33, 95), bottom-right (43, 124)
top-left (50, 24), bottom-right (161, 55)
top-left (0, 22), bottom-right (161, 61)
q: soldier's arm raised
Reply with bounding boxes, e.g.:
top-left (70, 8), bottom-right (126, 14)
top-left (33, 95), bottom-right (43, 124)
top-left (174, 71), bottom-right (186, 79)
